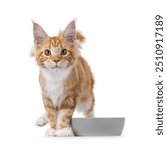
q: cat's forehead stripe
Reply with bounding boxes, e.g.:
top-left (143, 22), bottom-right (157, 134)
top-left (49, 37), bottom-right (62, 49)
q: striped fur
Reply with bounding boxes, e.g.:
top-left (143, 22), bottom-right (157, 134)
top-left (33, 20), bottom-right (95, 136)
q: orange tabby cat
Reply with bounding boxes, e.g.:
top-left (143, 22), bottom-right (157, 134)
top-left (32, 20), bottom-right (95, 136)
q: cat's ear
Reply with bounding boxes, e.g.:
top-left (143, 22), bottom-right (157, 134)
top-left (33, 21), bottom-right (48, 46)
top-left (63, 20), bottom-right (76, 44)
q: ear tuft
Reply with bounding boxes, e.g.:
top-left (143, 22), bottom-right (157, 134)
top-left (63, 20), bottom-right (76, 44)
top-left (33, 22), bottom-right (48, 45)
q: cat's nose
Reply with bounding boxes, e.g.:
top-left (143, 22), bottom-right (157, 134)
top-left (54, 60), bottom-right (60, 63)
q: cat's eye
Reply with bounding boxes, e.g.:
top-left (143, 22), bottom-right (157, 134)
top-left (61, 49), bottom-right (67, 55)
top-left (44, 49), bottom-right (51, 56)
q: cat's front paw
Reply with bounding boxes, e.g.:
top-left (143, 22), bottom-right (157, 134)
top-left (45, 128), bottom-right (57, 136)
top-left (35, 114), bottom-right (48, 127)
top-left (56, 127), bottom-right (74, 137)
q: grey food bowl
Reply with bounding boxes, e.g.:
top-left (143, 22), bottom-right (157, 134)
top-left (71, 117), bottom-right (125, 136)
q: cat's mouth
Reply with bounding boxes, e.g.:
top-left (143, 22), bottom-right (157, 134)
top-left (47, 66), bottom-right (71, 73)
top-left (44, 63), bottom-right (61, 69)
top-left (51, 64), bottom-right (59, 68)
top-left (49, 66), bottom-right (61, 69)
top-left (48, 65), bottom-right (69, 70)
top-left (43, 62), bottom-right (70, 70)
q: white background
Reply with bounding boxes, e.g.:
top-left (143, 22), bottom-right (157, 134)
top-left (0, 0), bottom-right (166, 149)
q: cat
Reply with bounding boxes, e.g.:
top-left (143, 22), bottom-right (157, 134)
top-left (32, 20), bottom-right (95, 136)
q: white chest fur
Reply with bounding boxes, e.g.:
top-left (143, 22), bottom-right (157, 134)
top-left (41, 68), bottom-right (72, 108)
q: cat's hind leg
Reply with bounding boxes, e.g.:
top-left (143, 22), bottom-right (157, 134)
top-left (35, 113), bottom-right (48, 127)
top-left (83, 95), bottom-right (95, 118)
top-left (83, 105), bottom-right (95, 117)
top-left (84, 109), bottom-right (95, 117)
